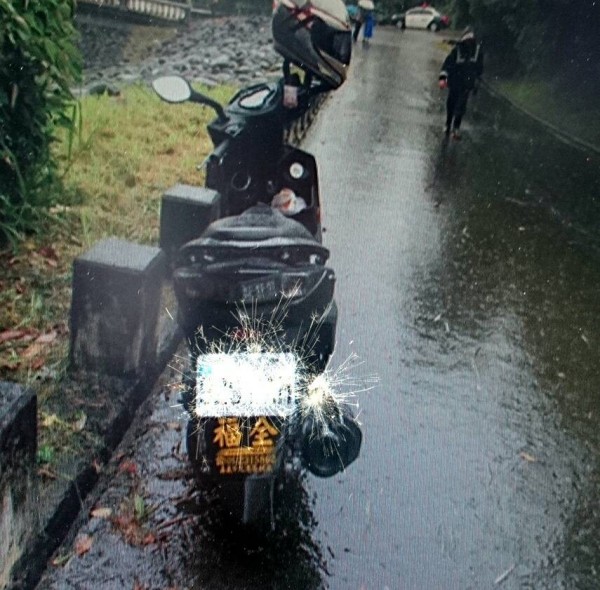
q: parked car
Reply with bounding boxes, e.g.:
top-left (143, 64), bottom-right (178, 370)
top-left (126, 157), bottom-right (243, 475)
top-left (392, 6), bottom-right (450, 31)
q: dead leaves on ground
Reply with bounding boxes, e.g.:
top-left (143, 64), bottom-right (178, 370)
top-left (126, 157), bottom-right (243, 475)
top-left (0, 325), bottom-right (65, 373)
top-left (119, 459), bottom-right (139, 476)
top-left (90, 507), bottom-right (113, 519)
top-left (1, 238), bottom-right (69, 378)
top-left (38, 466), bottom-right (59, 480)
top-left (112, 511), bottom-right (159, 547)
top-left (49, 533), bottom-right (92, 567)
top-left (0, 329), bottom-right (36, 344)
top-left (74, 534), bottom-right (93, 557)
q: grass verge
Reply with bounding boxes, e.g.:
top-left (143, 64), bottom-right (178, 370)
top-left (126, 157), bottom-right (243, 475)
top-left (494, 77), bottom-right (600, 150)
top-left (0, 82), bottom-right (234, 465)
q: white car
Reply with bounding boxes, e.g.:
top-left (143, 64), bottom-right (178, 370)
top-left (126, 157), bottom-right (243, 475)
top-left (394, 6), bottom-right (450, 31)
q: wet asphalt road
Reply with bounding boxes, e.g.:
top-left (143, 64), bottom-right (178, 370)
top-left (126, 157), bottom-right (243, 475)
top-left (39, 28), bottom-right (600, 590)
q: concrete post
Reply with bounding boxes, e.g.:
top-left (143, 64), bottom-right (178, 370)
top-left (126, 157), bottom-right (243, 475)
top-left (69, 238), bottom-right (167, 378)
top-left (0, 382), bottom-right (37, 588)
top-left (159, 184), bottom-right (221, 259)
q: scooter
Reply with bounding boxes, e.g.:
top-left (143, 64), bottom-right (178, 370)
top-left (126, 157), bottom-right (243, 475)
top-left (153, 68), bottom-right (361, 529)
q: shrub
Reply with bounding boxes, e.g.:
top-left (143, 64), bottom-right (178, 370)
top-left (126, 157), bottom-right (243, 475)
top-left (0, 0), bottom-right (81, 245)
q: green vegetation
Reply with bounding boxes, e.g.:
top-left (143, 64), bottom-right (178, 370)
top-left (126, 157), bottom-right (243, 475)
top-left (0, 83), bottom-right (234, 382)
top-left (1, 81), bottom-right (234, 472)
top-left (495, 78), bottom-right (600, 148)
top-left (0, 0), bottom-right (81, 244)
top-left (447, 0), bottom-right (600, 89)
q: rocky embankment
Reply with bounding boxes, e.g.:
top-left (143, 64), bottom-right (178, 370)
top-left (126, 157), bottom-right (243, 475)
top-left (76, 14), bottom-right (283, 92)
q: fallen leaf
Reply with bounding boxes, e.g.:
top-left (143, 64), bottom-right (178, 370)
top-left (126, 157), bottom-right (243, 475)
top-left (38, 467), bottom-right (58, 480)
top-left (158, 468), bottom-right (189, 481)
top-left (51, 553), bottom-right (72, 567)
top-left (166, 421), bottom-right (182, 432)
top-left (92, 459), bottom-right (103, 474)
top-left (74, 534), bottom-right (93, 557)
top-left (31, 357), bottom-right (46, 370)
top-left (519, 452), bottom-right (536, 463)
top-left (45, 258), bottom-right (58, 268)
top-left (134, 494), bottom-right (145, 520)
top-left (119, 460), bottom-right (138, 475)
top-left (38, 245), bottom-right (58, 260)
top-left (35, 331), bottom-right (57, 344)
top-left (73, 413), bottom-right (87, 432)
top-left (112, 514), bottom-right (143, 544)
top-left (90, 507), bottom-right (112, 519)
top-left (142, 532), bottom-right (157, 545)
top-left (113, 514), bottom-right (134, 531)
top-left (21, 343), bottom-right (44, 358)
top-left (0, 329), bottom-right (27, 344)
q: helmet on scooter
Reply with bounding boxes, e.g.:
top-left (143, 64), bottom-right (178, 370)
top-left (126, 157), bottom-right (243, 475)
top-left (272, 0), bottom-right (352, 90)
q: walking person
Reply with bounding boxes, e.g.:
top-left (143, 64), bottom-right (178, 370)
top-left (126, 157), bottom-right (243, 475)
top-left (352, 0), bottom-right (374, 43)
top-left (438, 27), bottom-right (484, 139)
top-left (362, 6), bottom-right (375, 43)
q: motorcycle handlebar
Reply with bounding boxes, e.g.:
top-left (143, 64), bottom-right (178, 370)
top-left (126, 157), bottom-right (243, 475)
top-left (189, 89), bottom-right (228, 121)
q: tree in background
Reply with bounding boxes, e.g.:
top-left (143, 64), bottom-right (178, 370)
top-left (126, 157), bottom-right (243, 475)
top-left (446, 0), bottom-right (600, 88)
top-left (0, 0), bottom-right (81, 244)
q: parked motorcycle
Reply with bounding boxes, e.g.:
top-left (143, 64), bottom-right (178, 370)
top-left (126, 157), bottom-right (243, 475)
top-left (153, 0), bottom-right (361, 529)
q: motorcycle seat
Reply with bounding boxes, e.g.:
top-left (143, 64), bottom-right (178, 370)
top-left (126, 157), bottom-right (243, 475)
top-left (176, 204), bottom-right (329, 267)
top-left (201, 203), bottom-right (315, 243)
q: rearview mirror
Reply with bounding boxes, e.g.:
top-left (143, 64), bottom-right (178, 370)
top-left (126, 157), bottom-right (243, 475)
top-left (152, 76), bottom-right (192, 103)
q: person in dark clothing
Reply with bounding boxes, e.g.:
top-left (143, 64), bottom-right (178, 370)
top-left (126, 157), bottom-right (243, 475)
top-left (438, 27), bottom-right (484, 139)
top-left (352, 11), bottom-right (364, 42)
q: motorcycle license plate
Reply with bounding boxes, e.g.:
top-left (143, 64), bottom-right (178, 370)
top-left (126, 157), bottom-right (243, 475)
top-left (210, 415), bottom-right (281, 476)
top-left (239, 276), bottom-right (280, 303)
top-left (194, 352), bottom-right (298, 418)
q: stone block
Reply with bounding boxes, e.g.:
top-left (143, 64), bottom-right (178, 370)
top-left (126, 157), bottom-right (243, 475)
top-left (70, 238), bottom-right (167, 378)
top-left (0, 382), bottom-right (37, 589)
top-left (159, 184), bottom-right (221, 258)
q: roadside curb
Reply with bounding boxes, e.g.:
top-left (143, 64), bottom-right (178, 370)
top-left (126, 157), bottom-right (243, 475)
top-left (483, 81), bottom-right (600, 156)
top-left (7, 325), bottom-right (182, 590)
